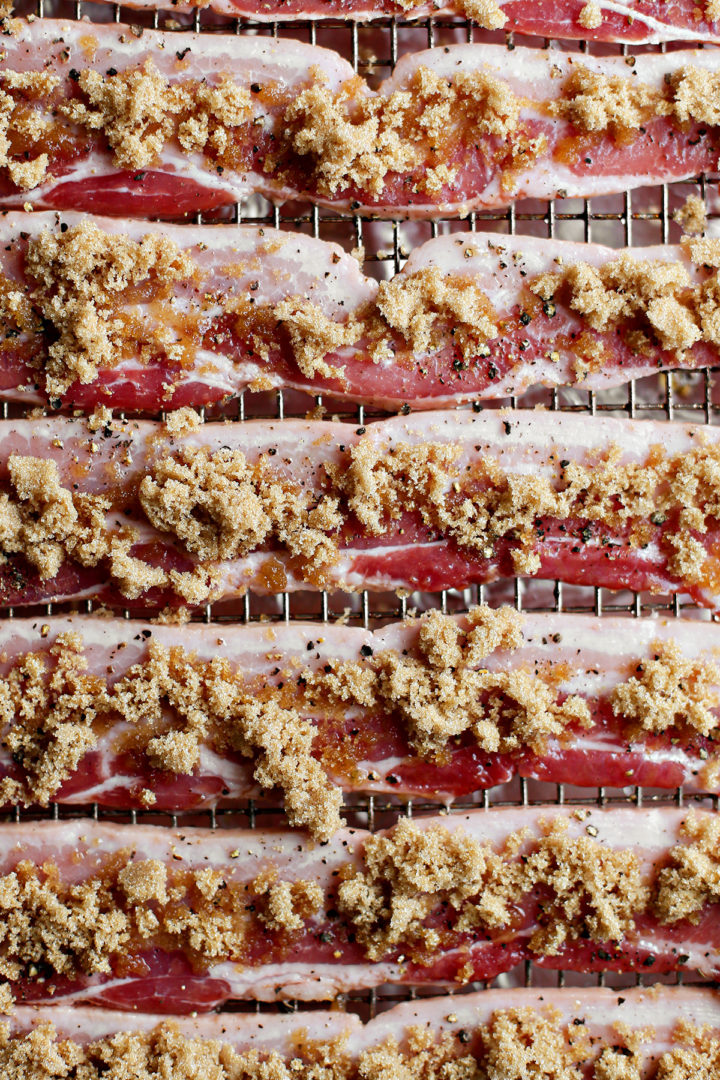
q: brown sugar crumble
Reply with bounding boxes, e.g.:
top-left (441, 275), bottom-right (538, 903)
top-left (528, 246), bottom-right (720, 368)
top-left (0, 70), bottom-right (60, 192)
top-left (0, 631), bottom-right (344, 840)
top-left (0, 1010), bottom-right (716, 1080)
top-left (653, 811), bottom-right (720, 925)
top-left (0, 854), bottom-right (323, 983)
top-left (309, 606), bottom-right (592, 760)
top-left (457, 0), bottom-right (506, 30)
top-left (480, 1007), bottom-right (587, 1079)
top-left (610, 640), bottom-right (720, 739)
top-left (673, 194), bottom-right (707, 237)
top-left (577, 2), bottom-right (602, 30)
top-left (139, 444), bottom-right (342, 575)
top-left (24, 221), bottom-right (197, 395)
top-left (373, 266), bottom-right (498, 363)
top-left (58, 60), bottom-right (253, 172)
top-left (551, 62), bottom-right (720, 142)
top-left (281, 65), bottom-right (522, 199)
top-left (337, 815), bottom-right (648, 965)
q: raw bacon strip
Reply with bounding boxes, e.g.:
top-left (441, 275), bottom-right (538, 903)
top-left (4, 22), bottom-right (720, 217)
top-left (0, 807), bottom-right (716, 1009)
top-left (47, 0), bottom-right (720, 45)
top-left (1, 410), bottom-right (720, 611)
top-left (5, 985), bottom-right (720, 1078)
top-left (4, 213), bottom-right (720, 412)
top-left (1, 608), bottom-right (719, 819)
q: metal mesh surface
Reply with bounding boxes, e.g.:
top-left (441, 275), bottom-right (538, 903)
top-left (6, 0), bottom-right (720, 1014)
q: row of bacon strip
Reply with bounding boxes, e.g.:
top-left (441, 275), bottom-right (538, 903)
top-left (1, 608), bottom-right (719, 810)
top-left (0, 410), bottom-right (718, 609)
top-left (0, 807), bottom-right (715, 1010)
top-left (5, 986), bottom-right (720, 1075)
top-left (2, 21), bottom-right (720, 218)
top-left (52, 0), bottom-right (720, 40)
top-left (3, 213), bottom-right (719, 412)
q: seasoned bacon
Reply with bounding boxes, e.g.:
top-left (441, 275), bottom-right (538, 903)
top-left (63, 0), bottom-right (720, 45)
top-left (0, 608), bottom-right (718, 819)
top-left (3, 213), bottom-right (719, 412)
top-left (3, 22), bottom-right (720, 217)
top-left (0, 410), bottom-right (719, 611)
top-left (5, 985), bottom-right (720, 1077)
top-left (0, 807), bottom-right (717, 1009)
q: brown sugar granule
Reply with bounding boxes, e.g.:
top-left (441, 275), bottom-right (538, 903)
top-left (671, 66), bottom-right (720, 128)
top-left (0, 455), bottom-right (113, 581)
top-left (282, 65), bottom-right (520, 198)
top-left (0, 630), bottom-right (343, 839)
top-left (357, 1027), bottom-right (476, 1080)
top-left (458, 0), bottom-right (506, 30)
top-left (59, 61), bottom-right (252, 172)
top-left (0, 453), bottom-right (172, 602)
top-left (523, 819), bottom-right (648, 956)
top-left (163, 406), bottom-right (202, 436)
top-left (0, 1019), bottom-right (350, 1080)
top-left (313, 606), bottom-right (591, 760)
top-left (338, 816), bottom-right (647, 964)
top-left (139, 445), bottom-right (342, 575)
top-left (653, 810), bottom-right (720, 925)
top-left (0, 861), bottom-right (131, 980)
top-left (377, 607), bottom-right (591, 757)
top-left (273, 297), bottom-right (355, 381)
top-left (654, 1020), bottom-right (720, 1080)
top-left (530, 254), bottom-right (703, 356)
top-left (578, 1), bottom-right (602, 29)
top-left (327, 437), bottom-right (461, 537)
top-left (550, 65), bottom-right (670, 139)
top-left (0, 854), bottom-right (326, 983)
top-left (337, 817), bottom-right (523, 961)
top-left (610, 640), bottom-right (720, 738)
top-left (480, 1008), bottom-right (585, 1079)
top-left (673, 195), bottom-right (707, 237)
top-left (25, 221), bottom-right (196, 395)
top-left (113, 640), bottom-right (344, 840)
top-left (253, 869), bottom-right (324, 933)
top-left (0, 1019), bottom-right (476, 1080)
top-left (373, 266), bottom-right (497, 362)
top-left (0, 632), bottom-right (108, 808)
top-left (0, 71), bottom-right (59, 192)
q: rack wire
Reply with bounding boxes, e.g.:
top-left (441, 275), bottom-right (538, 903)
top-left (7, 0), bottom-right (720, 1016)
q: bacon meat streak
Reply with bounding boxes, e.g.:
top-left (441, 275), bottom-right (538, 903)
top-left (3, 23), bottom-right (720, 217)
top-left (77, 0), bottom-right (720, 45)
top-left (0, 411), bottom-right (718, 610)
top-left (3, 215), bottom-right (720, 412)
top-left (4, 985), bottom-right (720, 1078)
top-left (0, 610), bottom-right (719, 818)
top-left (0, 808), bottom-right (716, 1008)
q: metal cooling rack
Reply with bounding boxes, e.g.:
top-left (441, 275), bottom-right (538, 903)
top-left (6, 0), bottom-right (720, 1014)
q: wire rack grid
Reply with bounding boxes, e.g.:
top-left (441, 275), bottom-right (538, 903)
top-left (6, 0), bottom-right (720, 1016)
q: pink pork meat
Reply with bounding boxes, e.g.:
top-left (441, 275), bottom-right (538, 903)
top-left (0, 608), bottom-right (718, 821)
top-left (0, 807), bottom-right (716, 1009)
top-left (3, 214), bottom-right (719, 412)
top-left (0, 410), bottom-right (719, 610)
top-left (3, 22), bottom-right (720, 217)
top-left (59, 0), bottom-right (720, 46)
top-left (4, 985), bottom-right (720, 1077)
